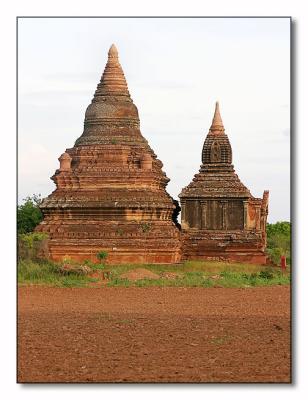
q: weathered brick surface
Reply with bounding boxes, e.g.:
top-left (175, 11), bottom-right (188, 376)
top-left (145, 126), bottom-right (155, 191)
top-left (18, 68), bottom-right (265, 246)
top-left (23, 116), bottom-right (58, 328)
top-left (35, 45), bottom-right (181, 264)
top-left (36, 48), bottom-right (268, 265)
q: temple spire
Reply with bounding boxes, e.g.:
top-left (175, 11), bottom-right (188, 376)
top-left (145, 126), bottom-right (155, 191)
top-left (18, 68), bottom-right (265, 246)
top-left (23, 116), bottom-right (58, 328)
top-left (210, 101), bottom-right (225, 134)
top-left (94, 43), bottom-right (130, 97)
top-left (76, 43), bottom-right (140, 146)
top-left (108, 43), bottom-right (118, 59)
top-left (202, 101), bottom-right (231, 165)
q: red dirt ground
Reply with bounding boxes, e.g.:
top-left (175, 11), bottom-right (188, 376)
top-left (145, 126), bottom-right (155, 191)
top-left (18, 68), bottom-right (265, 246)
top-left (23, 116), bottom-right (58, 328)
top-left (18, 286), bottom-right (291, 383)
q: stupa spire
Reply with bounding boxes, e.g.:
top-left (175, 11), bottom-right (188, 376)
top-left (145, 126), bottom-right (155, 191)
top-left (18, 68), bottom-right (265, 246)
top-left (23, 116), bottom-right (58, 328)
top-left (95, 43), bottom-right (130, 97)
top-left (75, 44), bottom-right (140, 146)
top-left (201, 101), bottom-right (231, 164)
top-left (108, 43), bottom-right (118, 59)
top-left (210, 101), bottom-right (224, 134)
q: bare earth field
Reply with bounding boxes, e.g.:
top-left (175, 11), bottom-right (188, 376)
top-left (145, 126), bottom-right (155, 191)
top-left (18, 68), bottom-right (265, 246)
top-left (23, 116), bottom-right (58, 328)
top-left (18, 286), bottom-right (291, 383)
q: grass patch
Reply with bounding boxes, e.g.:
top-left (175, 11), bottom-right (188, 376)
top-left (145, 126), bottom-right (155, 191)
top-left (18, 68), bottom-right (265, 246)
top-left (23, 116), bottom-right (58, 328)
top-left (18, 259), bottom-right (290, 288)
top-left (105, 261), bottom-right (290, 288)
top-left (18, 259), bottom-right (95, 287)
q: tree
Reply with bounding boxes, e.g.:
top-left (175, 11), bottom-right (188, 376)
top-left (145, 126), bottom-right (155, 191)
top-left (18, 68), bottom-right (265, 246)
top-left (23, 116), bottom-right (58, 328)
top-left (266, 221), bottom-right (291, 238)
top-left (266, 221), bottom-right (291, 265)
top-left (17, 194), bottom-right (43, 234)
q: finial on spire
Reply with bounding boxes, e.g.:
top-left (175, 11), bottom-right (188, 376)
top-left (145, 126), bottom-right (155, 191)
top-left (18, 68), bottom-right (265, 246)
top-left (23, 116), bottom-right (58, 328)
top-left (210, 101), bottom-right (224, 133)
top-left (108, 43), bottom-right (118, 59)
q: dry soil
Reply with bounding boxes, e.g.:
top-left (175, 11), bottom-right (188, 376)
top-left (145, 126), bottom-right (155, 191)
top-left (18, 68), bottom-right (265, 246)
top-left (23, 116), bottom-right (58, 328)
top-left (18, 286), bottom-right (291, 383)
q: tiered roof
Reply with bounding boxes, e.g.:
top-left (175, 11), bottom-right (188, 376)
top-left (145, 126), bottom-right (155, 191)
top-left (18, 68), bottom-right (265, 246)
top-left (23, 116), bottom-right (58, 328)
top-left (180, 102), bottom-right (251, 199)
top-left (75, 44), bottom-right (143, 146)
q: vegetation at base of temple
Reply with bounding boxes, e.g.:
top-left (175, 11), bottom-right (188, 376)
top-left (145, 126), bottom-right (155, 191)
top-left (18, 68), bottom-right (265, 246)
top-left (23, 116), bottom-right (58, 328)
top-left (18, 260), bottom-right (98, 288)
top-left (18, 259), bottom-right (290, 288)
top-left (17, 194), bottom-right (43, 234)
top-left (266, 221), bottom-right (291, 266)
top-left (96, 250), bottom-right (108, 263)
top-left (18, 232), bottom-right (49, 260)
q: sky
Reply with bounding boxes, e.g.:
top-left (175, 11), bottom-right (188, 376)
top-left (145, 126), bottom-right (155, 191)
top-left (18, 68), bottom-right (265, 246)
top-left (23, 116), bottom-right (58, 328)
top-left (18, 17), bottom-right (290, 223)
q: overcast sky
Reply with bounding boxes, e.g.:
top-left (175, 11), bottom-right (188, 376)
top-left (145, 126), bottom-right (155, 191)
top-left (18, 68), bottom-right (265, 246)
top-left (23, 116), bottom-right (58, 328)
top-left (18, 17), bottom-right (290, 223)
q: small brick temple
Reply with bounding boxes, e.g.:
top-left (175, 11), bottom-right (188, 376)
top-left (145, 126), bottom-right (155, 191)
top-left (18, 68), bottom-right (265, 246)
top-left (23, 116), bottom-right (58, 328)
top-left (179, 102), bottom-right (269, 264)
top-left (36, 45), bottom-right (269, 265)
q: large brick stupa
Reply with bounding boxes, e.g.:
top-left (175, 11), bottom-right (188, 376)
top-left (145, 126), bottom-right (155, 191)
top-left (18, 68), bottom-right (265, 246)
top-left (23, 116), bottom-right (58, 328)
top-left (36, 44), bottom-right (181, 264)
top-left (179, 102), bottom-right (269, 264)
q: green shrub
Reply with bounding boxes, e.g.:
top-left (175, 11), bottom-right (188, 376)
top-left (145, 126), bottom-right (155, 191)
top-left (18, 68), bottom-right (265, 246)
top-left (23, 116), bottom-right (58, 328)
top-left (17, 194), bottom-right (43, 234)
top-left (97, 250), bottom-right (108, 263)
top-left (18, 232), bottom-right (49, 261)
top-left (266, 221), bottom-right (291, 265)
